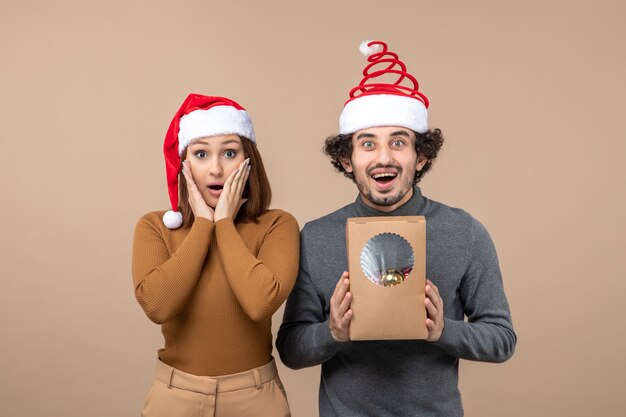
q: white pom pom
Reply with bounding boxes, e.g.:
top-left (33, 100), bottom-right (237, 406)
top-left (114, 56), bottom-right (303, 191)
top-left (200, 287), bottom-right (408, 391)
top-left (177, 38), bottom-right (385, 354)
top-left (163, 210), bottom-right (183, 229)
top-left (359, 40), bottom-right (382, 57)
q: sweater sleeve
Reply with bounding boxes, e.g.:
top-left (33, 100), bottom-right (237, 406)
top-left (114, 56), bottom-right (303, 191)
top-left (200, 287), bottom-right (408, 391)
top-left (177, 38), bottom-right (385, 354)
top-left (132, 215), bottom-right (214, 324)
top-left (434, 219), bottom-right (517, 362)
top-left (214, 211), bottom-right (300, 322)
top-left (276, 230), bottom-right (339, 369)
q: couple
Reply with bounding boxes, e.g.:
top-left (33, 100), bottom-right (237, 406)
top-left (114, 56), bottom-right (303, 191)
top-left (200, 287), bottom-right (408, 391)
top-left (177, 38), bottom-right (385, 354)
top-left (131, 40), bottom-right (516, 417)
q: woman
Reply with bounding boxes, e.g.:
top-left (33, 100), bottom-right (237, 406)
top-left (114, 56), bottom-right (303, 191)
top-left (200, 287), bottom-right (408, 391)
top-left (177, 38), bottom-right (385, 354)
top-left (132, 93), bottom-right (299, 417)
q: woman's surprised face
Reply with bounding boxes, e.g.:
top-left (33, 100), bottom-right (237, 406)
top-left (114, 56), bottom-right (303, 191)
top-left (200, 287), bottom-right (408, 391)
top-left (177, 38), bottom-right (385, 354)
top-left (184, 134), bottom-right (246, 208)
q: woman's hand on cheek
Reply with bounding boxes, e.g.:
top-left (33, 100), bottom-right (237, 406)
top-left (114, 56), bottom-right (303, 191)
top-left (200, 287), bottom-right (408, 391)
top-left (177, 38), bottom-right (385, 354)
top-left (214, 158), bottom-right (251, 222)
top-left (182, 160), bottom-right (214, 221)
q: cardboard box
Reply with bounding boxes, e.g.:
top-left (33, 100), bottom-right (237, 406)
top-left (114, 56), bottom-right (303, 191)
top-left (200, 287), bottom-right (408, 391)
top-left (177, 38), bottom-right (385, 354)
top-left (347, 216), bottom-right (428, 340)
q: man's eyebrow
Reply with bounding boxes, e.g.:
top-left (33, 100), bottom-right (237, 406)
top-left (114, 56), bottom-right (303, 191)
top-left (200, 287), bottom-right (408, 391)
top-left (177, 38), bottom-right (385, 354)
top-left (355, 133), bottom-right (376, 140)
top-left (355, 130), bottom-right (410, 140)
top-left (390, 130), bottom-right (410, 137)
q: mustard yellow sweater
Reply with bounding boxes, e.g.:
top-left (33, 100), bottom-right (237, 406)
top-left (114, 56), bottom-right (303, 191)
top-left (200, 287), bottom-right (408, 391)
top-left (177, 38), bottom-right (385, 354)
top-left (132, 209), bottom-right (300, 376)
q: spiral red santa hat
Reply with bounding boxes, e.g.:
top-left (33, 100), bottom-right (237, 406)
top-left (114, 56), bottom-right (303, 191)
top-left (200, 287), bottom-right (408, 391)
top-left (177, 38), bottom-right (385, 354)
top-left (339, 40), bottom-right (429, 135)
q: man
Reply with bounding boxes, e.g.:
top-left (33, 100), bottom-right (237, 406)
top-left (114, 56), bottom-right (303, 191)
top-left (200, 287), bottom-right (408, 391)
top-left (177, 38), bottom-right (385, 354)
top-left (276, 40), bottom-right (516, 417)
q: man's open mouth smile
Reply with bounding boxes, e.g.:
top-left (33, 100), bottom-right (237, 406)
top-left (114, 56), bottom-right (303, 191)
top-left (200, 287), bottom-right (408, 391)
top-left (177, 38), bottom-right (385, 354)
top-left (371, 172), bottom-right (397, 184)
top-left (369, 168), bottom-right (400, 191)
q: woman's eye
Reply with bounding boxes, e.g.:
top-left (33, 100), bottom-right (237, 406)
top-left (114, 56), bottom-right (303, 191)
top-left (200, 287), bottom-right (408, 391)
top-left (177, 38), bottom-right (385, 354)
top-left (224, 150), bottom-right (237, 158)
top-left (194, 150), bottom-right (207, 158)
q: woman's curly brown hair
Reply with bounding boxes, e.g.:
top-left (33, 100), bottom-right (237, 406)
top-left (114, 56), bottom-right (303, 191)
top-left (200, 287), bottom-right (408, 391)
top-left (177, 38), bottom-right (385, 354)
top-left (323, 128), bottom-right (445, 184)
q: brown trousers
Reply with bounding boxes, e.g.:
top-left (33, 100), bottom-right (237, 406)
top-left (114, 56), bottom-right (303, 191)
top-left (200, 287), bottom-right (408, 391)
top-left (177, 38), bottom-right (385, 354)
top-left (141, 359), bottom-right (291, 417)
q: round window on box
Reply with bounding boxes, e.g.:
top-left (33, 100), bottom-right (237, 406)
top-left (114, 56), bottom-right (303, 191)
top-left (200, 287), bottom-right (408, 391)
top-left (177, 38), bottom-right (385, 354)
top-left (360, 232), bottom-right (414, 287)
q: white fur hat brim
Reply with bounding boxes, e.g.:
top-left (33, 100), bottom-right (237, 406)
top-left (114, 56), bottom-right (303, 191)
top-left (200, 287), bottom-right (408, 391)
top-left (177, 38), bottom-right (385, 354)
top-left (339, 94), bottom-right (428, 135)
top-left (178, 105), bottom-right (255, 155)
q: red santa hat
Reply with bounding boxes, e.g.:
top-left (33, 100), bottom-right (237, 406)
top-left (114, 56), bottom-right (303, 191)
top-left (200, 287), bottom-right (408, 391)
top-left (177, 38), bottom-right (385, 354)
top-left (339, 40), bottom-right (429, 135)
top-left (162, 93), bottom-right (255, 229)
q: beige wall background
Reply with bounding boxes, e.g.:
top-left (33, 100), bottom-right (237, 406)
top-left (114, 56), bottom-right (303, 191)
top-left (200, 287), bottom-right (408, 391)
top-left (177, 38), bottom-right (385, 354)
top-left (1, 0), bottom-right (625, 416)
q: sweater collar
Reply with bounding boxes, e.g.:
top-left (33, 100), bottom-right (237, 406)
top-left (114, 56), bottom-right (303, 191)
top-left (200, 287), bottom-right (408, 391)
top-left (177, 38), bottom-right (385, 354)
top-left (353, 186), bottom-right (425, 217)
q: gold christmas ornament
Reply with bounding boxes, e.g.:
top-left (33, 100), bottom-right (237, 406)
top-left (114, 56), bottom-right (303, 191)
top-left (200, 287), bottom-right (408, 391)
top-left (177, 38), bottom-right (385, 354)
top-left (360, 232), bottom-right (414, 287)
top-left (381, 268), bottom-right (405, 286)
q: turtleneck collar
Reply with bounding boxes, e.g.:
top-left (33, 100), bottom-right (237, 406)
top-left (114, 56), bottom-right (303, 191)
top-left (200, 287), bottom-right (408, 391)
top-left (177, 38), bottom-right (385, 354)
top-left (352, 186), bottom-right (426, 217)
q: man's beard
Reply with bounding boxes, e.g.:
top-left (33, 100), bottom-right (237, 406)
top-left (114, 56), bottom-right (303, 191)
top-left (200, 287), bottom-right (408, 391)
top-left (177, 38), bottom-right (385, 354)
top-left (354, 165), bottom-right (413, 208)
top-left (360, 187), bottom-right (407, 207)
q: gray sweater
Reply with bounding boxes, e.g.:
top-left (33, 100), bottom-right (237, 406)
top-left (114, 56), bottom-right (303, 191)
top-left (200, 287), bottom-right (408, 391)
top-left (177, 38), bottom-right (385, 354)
top-left (277, 187), bottom-right (516, 417)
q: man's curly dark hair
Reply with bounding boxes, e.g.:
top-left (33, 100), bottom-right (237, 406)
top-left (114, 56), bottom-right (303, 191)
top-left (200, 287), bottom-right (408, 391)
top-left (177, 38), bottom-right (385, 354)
top-left (323, 128), bottom-right (445, 184)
